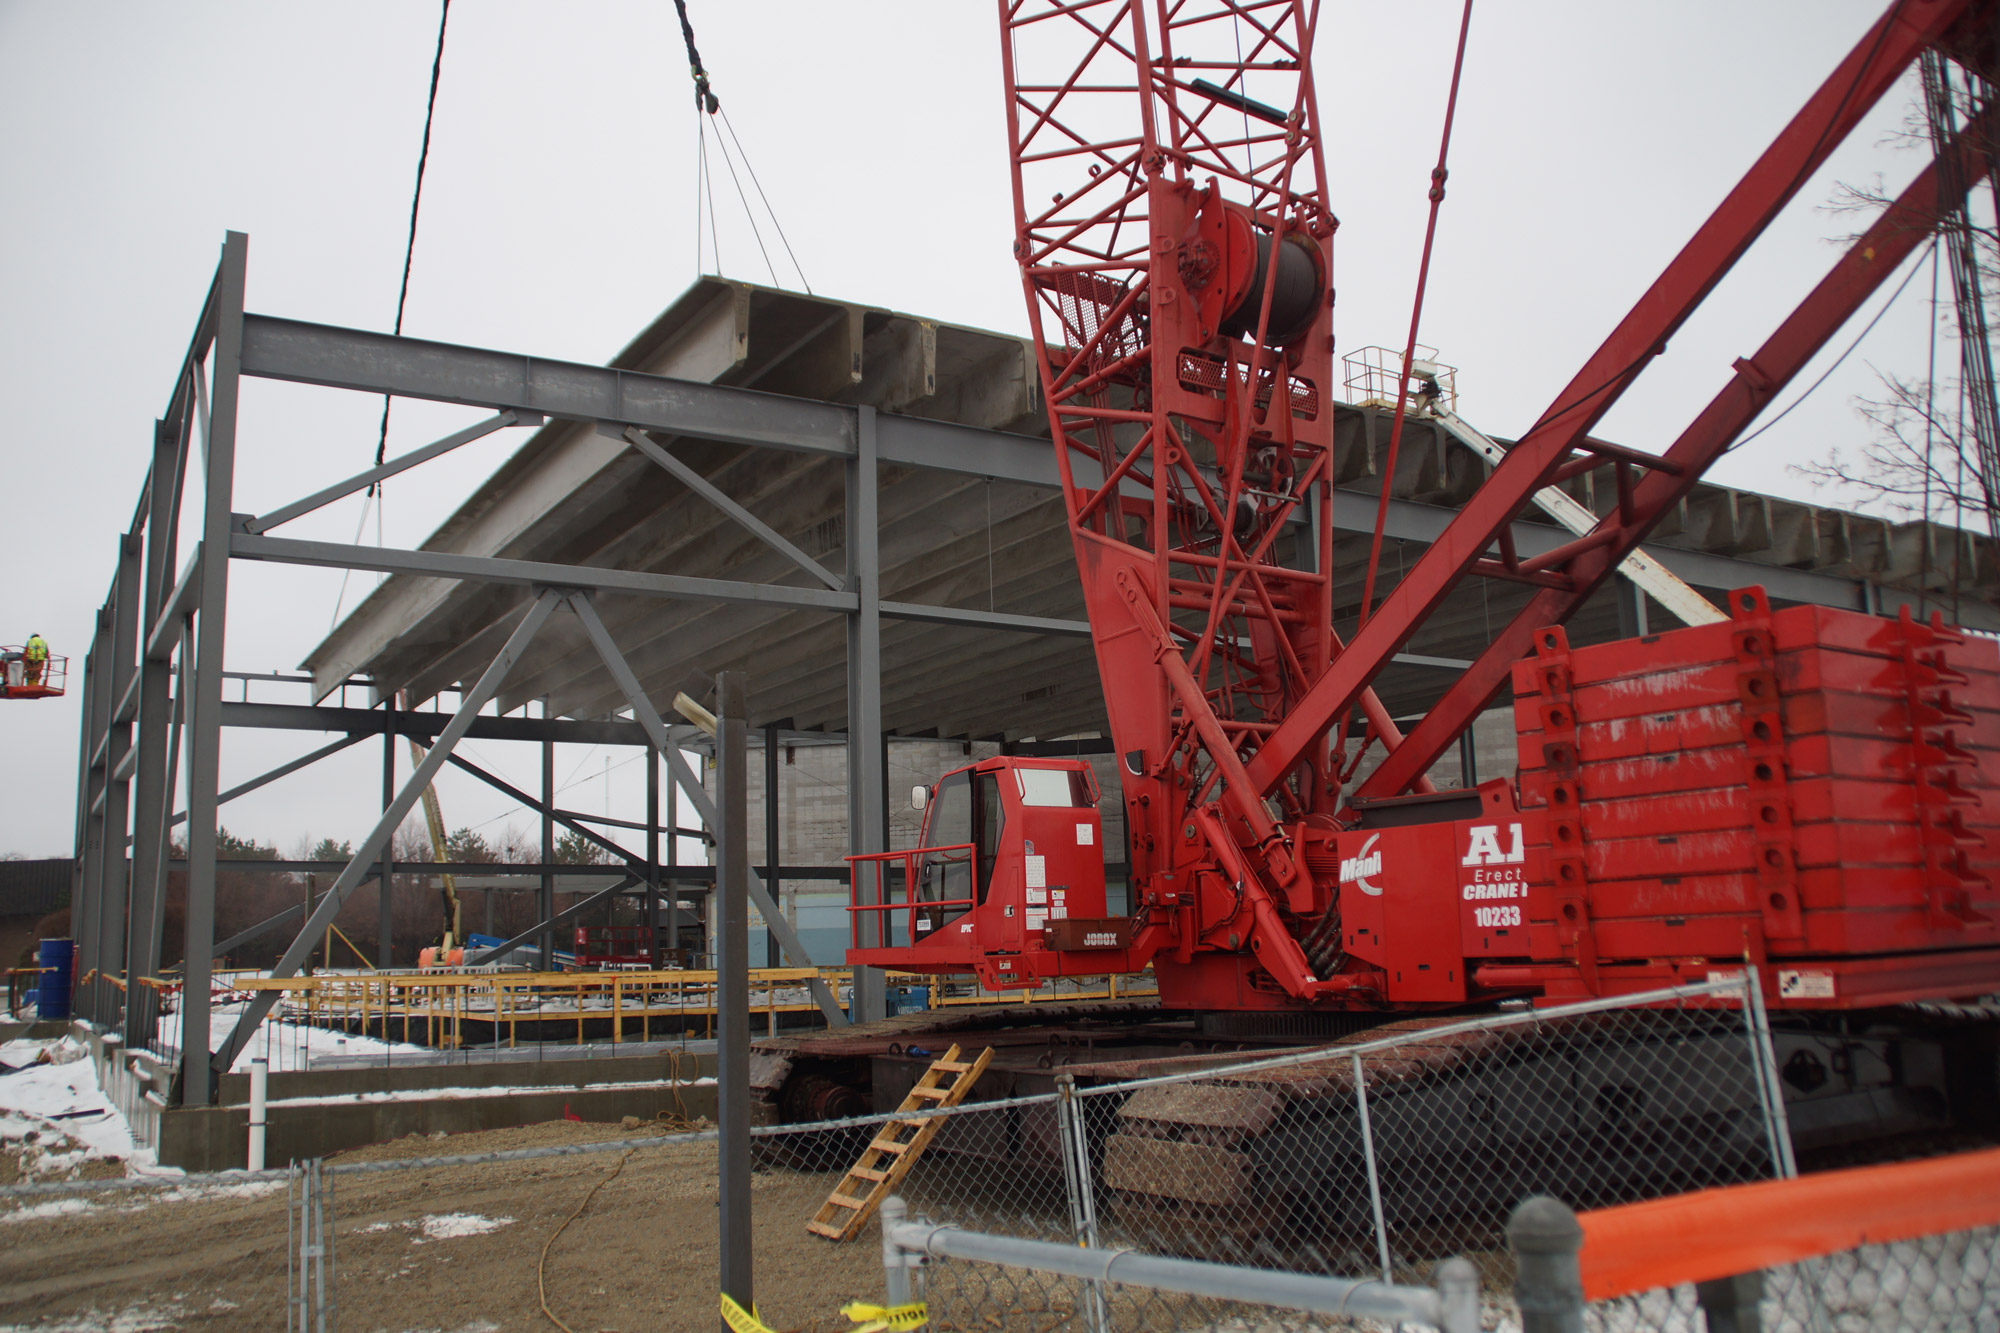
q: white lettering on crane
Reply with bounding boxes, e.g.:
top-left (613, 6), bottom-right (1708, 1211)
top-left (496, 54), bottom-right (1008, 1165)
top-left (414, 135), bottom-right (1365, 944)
top-left (1338, 833), bottom-right (1383, 897)
top-left (1461, 823), bottom-right (1525, 868)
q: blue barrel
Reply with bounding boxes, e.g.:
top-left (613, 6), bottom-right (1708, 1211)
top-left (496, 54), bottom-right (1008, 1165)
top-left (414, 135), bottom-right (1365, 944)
top-left (37, 938), bottom-right (74, 1020)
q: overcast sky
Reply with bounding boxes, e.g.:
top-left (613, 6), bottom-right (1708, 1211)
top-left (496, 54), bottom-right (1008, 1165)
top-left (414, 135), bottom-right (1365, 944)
top-left (0, 1), bottom-right (1955, 860)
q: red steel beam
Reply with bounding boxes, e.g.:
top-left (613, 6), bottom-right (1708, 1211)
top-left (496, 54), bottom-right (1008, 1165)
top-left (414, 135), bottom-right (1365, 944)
top-left (1358, 106), bottom-right (1992, 799)
top-left (1243, 0), bottom-right (1972, 799)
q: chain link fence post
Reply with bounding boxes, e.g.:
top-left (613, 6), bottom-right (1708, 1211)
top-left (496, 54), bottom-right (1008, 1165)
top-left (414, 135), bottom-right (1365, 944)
top-left (1351, 1050), bottom-right (1393, 1282)
top-left (287, 1157), bottom-right (336, 1333)
top-left (1055, 1073), bottom-right (1108, 1333)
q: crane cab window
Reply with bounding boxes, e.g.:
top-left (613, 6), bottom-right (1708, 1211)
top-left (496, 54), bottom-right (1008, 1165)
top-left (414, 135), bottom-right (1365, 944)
top-left (914, 770), bottom-right (1006, 938)
top-left (1016, 766), bottom-right (1096, 807)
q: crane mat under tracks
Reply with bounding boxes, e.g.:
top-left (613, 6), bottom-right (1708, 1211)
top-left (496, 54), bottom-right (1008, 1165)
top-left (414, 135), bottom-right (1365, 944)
top-left (806, 1043), bottom-right (994, 1242)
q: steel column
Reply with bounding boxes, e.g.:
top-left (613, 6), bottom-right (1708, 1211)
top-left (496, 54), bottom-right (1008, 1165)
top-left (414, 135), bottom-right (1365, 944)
top-left (379, 695), bottom-right (395, 969)
top-left (847, 405), bottom-right (887, 1023)
top-left (95, 533), bottom-right (143, 1025)
top-left (73, 621), bottom-right (110, 1021)
top-left (125, 420), bottom-right (185, 1047)
top-left (179, 229), bottom-right (250, 1105)
top-left (765, 722), bottom-right (780, 969)
top-left (648, 743), bottom-right (662, 967)
top-left (716, 670), bottom-right (753, 1325)
top-left (541, 721), bottom-right (555, 969)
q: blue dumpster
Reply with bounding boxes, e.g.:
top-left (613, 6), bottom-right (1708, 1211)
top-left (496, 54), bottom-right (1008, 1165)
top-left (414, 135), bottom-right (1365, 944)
top-left (37, 938), bottom-right (74, 1020)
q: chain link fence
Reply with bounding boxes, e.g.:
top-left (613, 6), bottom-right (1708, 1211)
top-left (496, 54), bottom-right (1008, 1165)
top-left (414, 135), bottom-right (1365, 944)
top-left (8, 974), bottom-right (1989, 1332)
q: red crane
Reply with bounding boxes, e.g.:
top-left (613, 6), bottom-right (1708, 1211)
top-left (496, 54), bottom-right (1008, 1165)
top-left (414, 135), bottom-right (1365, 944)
top-left (846, 0), bottom-right (2000, 1015)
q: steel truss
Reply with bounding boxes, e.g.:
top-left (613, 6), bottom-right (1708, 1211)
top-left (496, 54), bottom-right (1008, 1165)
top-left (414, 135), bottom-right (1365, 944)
top-left (66, 234), bottom-right (1080, 1102)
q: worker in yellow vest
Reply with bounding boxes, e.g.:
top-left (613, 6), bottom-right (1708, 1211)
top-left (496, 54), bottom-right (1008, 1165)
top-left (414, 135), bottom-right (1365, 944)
top-left (23, 634), bottom-right (47, 687)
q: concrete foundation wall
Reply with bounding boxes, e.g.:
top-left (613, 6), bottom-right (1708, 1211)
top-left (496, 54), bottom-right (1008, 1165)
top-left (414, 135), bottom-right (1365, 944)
top-left (215, 1051), bottom-right (716, 1104)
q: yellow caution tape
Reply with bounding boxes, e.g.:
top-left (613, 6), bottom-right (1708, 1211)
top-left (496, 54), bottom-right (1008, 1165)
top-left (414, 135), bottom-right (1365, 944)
top-left (839, 1300), bottom-right (929, 1331)
top-left (721, 1294), bottom-right (928, 1332)
top-left (720, 1294), bottom-right (773, 1333)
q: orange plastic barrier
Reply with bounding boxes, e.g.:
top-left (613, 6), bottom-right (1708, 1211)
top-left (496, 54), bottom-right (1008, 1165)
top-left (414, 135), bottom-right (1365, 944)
top-left (1578, 1146), bottom-right (2000, 1300)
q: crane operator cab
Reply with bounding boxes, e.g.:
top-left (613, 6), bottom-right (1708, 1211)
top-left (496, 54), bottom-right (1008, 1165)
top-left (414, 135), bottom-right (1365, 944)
top-left (845, 756), bottom-right (1131, 989)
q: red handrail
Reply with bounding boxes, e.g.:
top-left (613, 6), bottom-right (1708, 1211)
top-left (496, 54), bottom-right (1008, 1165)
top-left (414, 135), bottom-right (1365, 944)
top-left (845, 845), bottom-right (979, 948)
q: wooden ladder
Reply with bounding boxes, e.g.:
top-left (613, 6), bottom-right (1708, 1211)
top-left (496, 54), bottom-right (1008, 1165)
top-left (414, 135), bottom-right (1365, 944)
top-left (806, 1043), bottom-right (994, 1241)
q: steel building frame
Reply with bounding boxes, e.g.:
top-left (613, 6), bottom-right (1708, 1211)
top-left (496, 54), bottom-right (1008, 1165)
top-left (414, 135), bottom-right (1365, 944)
top-left (68, 231), bottom-right (1984, 1105)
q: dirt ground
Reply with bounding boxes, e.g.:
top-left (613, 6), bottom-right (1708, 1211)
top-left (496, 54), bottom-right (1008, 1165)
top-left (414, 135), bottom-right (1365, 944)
top-left (0, 1120), bottom-right (888, 1333)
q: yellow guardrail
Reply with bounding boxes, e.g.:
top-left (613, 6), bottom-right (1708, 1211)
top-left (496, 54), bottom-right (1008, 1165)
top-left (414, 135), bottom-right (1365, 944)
top-left (210, 962), bottom-right (1160, 1050)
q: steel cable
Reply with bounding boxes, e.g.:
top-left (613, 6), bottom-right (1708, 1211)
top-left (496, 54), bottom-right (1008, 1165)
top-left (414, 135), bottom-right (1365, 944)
top-left (371, 0), bottom-right (452, 483)
top-left (1356, 0), bottom-right (1475, 629)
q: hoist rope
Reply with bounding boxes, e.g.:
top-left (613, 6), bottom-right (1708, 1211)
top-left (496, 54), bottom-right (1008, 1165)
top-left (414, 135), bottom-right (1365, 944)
top-left (371, 0), bottom-right (452, 484)
top-left (719, 108), bottom-right (812, 294)
top-left (1357, 0), bottom-right (1474, 630)
top-left (672, 0), bottom-right (810, 292)
top-left (330, 1), bottom-right (449, 635)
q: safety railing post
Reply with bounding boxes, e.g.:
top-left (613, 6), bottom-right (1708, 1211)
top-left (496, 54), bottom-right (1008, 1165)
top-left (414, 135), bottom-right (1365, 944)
top-left (248, 1056), bottom-right (268, 1171)
top-left (1507, 1195), bottom-right (1584, 1333)
top-left (1434, 1255), bottom-right (1480, 1333)
top-left (1351, 1051), bottom-right (1393, 1282)
top-left (879, 1194), bottom-right (916, 1308)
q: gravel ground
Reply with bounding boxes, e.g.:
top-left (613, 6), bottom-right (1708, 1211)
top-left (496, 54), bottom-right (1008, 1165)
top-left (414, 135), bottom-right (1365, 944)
top-left (0, 1120), bottom-right (885, 1333)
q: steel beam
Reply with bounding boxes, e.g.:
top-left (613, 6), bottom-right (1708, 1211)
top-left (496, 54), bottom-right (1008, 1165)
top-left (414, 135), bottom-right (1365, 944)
top-left (847, 407), bottom-right (888, 1023)
top-left (230, 309), bottom-right (1925, 636)
top-left (239, 314), bottom-right (856, 457)
top-left (245, 411), bottom-right (527, 534)
top-left (878, 600), bottom-right (1091, 637)
top-left (615, 425), bottom-right (843, 591)
top-left (231, 532), bottom-right (858, 614)
top-left (463, 876), bottom-right (638, 967)
top-left (209, 588), bottom-right (560, 1078)
top-left (218, 699), bottom-right (649, 746)
top-left (180, 232), bottom-right (249, 1105)
top-left (212, 903), bottom-right (307, 958)
top-left (156, 735), bottom-right (366, 836)
top-left (444, 753), bottom-right (651, 873)
top-left (563, 592), bottom-right (847, 1024)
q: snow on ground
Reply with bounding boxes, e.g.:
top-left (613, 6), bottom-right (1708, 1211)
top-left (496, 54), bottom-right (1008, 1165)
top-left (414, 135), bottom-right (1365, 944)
top-left (0, 1300), bottom-right (189, 1332)
top-left (0, 1035), bottom-right (143, 1177)
top-left (164, 995), bottom-right (429, 1073)
top-left (358, 1212), bottom-right (514, 1242)
top-left (264, 1076), bottom-right (712, 1109)
top-left (415, 1212), bottom-right (512, 1241)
